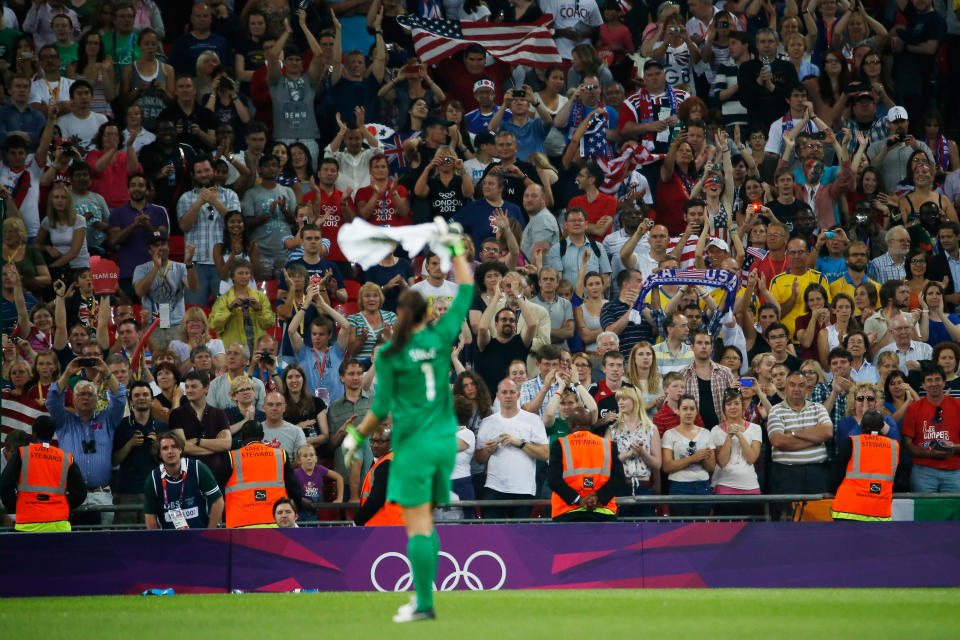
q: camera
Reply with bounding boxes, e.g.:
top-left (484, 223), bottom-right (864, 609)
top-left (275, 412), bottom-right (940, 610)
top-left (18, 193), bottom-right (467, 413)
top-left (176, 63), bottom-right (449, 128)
top-left (855, 214), bottom-right (869, 224)
top-left (824, 231), bottom-right (836, 239)
top-left (511, 89), bottom-right (526, 98)
top-left (259, 352), bottom-right (274, 365)
top-left (241, 298), bottom-right (250, 308)
top-left (583, 84), bottom-right (597, 91)
top-left (669, 26), bottom-right (683, 34)
top-left (442, 157), bottom-right (452, 165)
top-left (220, 77), bottom-right (234, 90)
top-left (77, 357), bottom-right (98, 367)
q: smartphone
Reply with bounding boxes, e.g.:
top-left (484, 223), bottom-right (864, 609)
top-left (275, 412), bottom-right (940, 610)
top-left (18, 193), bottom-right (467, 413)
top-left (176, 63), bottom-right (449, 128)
top-left (297, 0), bottom-right (310, 10)
top-left (738, 378), bottom-right (754, 388)
top-left (77, 357), bottom-right (98, 367)
top-left (824, 231), bottom-right (836, 239)
top-left (511, 89), bottom-right (526, 98)
top-left (752, 202), bottom-right (761, 212)
top-left (403, 64), bottom-right (421, 75)
top-left (21, 51), bottom-right (33, 59)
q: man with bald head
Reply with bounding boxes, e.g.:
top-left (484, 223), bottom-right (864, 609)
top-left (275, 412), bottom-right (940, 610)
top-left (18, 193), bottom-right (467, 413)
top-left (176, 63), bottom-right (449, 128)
top-left (520, 183), bottom-right (560, 262)
top-left (867, 225), bottom-right (910, 284)
top-left (874, 313), bottom-right (932, 375)
top-left (474, 379), bottom-right (549, 519)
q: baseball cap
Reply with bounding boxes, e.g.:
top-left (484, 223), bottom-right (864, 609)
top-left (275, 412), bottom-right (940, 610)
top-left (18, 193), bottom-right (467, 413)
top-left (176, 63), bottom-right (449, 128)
top-left (886, 106), bottom-right (908, 122)
top-left (423, 115), bottom-right (453, 129)
top-left (473, 78), bottom-right (495, 92)
top-left (149, 229), bottom-right (169, 244)
top-left (474, 131), bottom-right (496, 147)
top-left (643, 59), bottom-right (664, 71)
top-left (707, 237), bottom-right (729, 252)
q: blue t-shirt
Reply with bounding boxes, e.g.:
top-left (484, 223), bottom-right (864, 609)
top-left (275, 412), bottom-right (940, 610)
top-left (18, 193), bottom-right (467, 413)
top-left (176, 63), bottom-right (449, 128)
top-left (2, 292), bottom-right (36, 336)
top-left (465, 106), bottom-right (499, 134)
top-left (286, 257), bottom-right (346, 289)
top-left (452, 199), bottom-right (524, 249)
top-left (329, 75), bottom-right (382, 125)
top-left (364, 259), bottom-right (414, 312)
top-left (296, 343), bottom-right (345, 404)
top-left (499, 113), bottom-right (547, 162)
top-left (815, 256), bottom-right (846, 282)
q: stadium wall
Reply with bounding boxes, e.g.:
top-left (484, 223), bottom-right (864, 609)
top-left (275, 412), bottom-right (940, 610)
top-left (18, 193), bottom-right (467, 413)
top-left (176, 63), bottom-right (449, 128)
top-left (3, 522), bottom-right (960, 597)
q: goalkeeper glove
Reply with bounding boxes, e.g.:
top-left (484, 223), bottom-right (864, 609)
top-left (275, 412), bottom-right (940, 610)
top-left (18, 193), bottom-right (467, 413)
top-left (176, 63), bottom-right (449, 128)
top-left (434, 217), bottom-right (466, 256)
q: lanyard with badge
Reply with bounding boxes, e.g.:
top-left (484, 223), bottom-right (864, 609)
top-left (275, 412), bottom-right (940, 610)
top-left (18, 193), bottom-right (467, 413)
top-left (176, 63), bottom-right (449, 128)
top-left (314, 349), bottom-right (330, 403)
top-left (162, 468), bottom-right (189, 530)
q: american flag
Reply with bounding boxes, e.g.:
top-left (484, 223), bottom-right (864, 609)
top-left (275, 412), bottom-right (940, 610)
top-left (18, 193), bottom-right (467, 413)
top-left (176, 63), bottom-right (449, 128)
top-left (580, 113), bottom-right (613, 162)
top-left (396, 14), bottom-right (561, 67)
top-left (597, 143), bottom-right (664, 194)
top-left (1, 391), bottom-right (47, 443)
top-left (616, 0), bottom-right (633, 11)
top-left (419, 0), bottom-right (443, 19)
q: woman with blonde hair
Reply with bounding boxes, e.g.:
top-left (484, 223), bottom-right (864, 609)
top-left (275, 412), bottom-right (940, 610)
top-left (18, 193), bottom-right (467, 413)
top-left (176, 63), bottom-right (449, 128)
top-left (606, 385), bottom-right (661, 517)
top-left (347, 282), bottom-right (397, 361)
top-left (748, 352), bottom-right (778, 400)
top-left (194, 50), bottom-right (221, 102)
top-left (35, 183), bottom-right (89, 274)
top-left (876, 351), bottom-right (900, 385)
top-left (799, 359), bottom-right (826, 399)
top-left (626, 341), bottom-right (662, 416)
top-left (838, 381), bottom-right (899, 442)
top-left (168, 306), bottom-right (226, 374)
top-left (2, 217), bottom-right (51, 294)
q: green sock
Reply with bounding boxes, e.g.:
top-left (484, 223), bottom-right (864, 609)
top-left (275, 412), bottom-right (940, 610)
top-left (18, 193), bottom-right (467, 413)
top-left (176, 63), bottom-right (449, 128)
top-left (407, 534), bottom-right (436, 612)
top-left (430, 529), bottom-right (440, 556)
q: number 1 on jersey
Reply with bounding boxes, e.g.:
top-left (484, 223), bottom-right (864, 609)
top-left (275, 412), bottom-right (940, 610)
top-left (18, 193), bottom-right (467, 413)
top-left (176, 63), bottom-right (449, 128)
top-left (421, 362), bottom-right (436, 402)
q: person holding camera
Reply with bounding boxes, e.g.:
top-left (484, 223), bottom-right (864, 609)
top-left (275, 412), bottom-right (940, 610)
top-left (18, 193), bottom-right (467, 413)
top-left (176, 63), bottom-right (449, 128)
top-left (412, 147), bottom-right (474, 222)
top-left (203, 68), bottom-right (251, 140)
top-left (112, 380), bottom-right (164, 524)
top-left (866, 107), bottom-right (936, 190)
top-left (132, 230), bottom-right (198, 348)
top-left (487, 85), bottom-right (554, 163)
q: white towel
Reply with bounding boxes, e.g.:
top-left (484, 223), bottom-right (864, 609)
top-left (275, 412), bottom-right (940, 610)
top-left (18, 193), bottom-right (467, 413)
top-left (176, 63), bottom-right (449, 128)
top-left (337, 218), bottom-right (454, 271)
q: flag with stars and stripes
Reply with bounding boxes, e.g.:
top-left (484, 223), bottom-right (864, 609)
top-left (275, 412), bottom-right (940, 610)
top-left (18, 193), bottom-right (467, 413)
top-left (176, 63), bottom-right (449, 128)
top-left (580, 112), bottom-right (613, 162)
top-left (396, 14), bottom-right (561, 67)
top-left (596, 142), bottom-right (664, 194)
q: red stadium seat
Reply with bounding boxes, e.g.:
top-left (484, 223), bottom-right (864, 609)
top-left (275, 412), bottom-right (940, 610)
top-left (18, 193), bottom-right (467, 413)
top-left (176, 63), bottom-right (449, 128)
top-left (335, 302), bottom-right (359, 316)
top-left (260, 279), bottom-right (280, 305)
top-left (343, 279), bottom-right (362, 301)
top-left (168, 235), bottom-right (184, 263)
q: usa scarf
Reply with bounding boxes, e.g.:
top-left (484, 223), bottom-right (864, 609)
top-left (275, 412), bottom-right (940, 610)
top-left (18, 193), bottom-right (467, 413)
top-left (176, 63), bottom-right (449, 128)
top-left (630, 268), bottom-right (740, 324)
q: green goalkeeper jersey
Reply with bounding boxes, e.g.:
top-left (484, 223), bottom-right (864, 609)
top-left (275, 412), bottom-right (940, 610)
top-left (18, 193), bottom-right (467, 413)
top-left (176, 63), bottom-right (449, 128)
top-left (371, 283), bottom-right (474, 450)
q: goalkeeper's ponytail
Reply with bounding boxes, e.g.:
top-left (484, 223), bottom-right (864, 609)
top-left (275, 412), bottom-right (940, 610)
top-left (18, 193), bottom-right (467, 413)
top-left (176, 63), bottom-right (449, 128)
top-left (385, 289), bottom-right (428, 356)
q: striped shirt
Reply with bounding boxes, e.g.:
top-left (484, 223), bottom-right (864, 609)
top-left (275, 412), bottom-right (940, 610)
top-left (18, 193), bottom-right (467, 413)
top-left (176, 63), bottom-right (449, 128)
top-left (653, 340), bottom-right (695, 374)
top-left (176, 186), bottom-right (242, 265)
top-left (766, 400), bottom-right (832, 465)
top-left (866, 252), bottom-right (906, 285)
top-left (711, 60), bottom-right (748, 127)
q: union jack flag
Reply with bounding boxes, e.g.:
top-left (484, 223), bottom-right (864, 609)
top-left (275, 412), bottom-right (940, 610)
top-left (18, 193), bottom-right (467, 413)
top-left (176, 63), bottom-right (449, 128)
top-left (381, 134), bottom-right (409, 174)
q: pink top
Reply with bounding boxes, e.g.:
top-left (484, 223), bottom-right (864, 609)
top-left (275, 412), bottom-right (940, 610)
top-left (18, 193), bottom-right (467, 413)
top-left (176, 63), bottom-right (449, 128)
top-left (85, 149), bottom-right (141, 209)
top-left (599, 24), bottom-right (635, 63)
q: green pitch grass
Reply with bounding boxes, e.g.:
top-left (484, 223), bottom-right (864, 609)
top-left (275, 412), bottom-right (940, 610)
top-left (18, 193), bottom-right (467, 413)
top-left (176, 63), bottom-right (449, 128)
top-left (3, 589), bottom-right (957, 639)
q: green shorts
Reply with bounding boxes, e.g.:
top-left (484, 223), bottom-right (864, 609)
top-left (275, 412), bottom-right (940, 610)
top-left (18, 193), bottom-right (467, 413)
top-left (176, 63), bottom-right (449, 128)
top-left (387, 436), bottom-right (457, 508)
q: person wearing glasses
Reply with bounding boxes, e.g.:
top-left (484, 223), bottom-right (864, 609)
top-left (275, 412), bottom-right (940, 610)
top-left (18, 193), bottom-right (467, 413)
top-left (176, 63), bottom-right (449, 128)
top-left (904, 247), bottom-right (930, 310)
top-left (661, 394), bottom-right (715, 517)
top-left (874, 313), bottom-right (932, 376)
top-left (837, 382), bottom-right (899, 443)
top-left (901, 365), bottom-right (960, 493)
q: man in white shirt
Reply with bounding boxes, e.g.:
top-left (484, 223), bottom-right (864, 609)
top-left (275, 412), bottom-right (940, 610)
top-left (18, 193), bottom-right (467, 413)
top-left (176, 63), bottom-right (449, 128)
top-left (323, 120), bottom-right (381, 194)
top-left (474, 378), bottom-right (549, 519)
top-left (28, 45), bottom-right (74, 117)
top-left (56, 81), bottom-right (108, 153)
top-left (0, 134), bottom-right (43, 240)
top-left (874, 313), bottom-right (933, 375)
top-left (410, 251), bottom-right (458, 314)
top-left (538, 0), bottom-right (603, 61)
top-left (463, 131), bottom-right (495, 186)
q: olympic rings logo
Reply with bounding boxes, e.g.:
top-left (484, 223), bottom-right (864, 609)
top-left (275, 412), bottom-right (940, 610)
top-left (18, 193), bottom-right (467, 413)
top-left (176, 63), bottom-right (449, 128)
top-left (370, 550), bottom-right (507, 592)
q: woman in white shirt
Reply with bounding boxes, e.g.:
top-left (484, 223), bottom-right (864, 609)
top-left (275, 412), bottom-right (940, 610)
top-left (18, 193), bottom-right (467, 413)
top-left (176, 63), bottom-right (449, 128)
top-left (711, 387), bottom-right (762, 513)
top-left (452, 395), bottom-right (478, 519)
top-left (662, 394), bottom-right (715, 517)
top-left (35, 183), bottom-right (89, 273)
top-left (606, 386), bottom-right (661, 517)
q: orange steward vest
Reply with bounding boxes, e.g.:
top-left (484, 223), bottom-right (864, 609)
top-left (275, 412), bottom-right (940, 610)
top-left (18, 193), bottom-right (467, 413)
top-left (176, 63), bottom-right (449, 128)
top-left (224, 442), bottom-right (287, 528)
top-left (16, 443), bottom-right (72, 524)
top-left (551, 431), bottom-right (618, 518)
top-left (360, 452), bottom-right (404, 526)
top-left (831, 433), bottom-right (899, 520)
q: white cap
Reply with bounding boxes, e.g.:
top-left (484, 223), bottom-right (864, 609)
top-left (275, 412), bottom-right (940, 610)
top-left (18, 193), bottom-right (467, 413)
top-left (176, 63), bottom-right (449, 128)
top-left (886, 106), bottom-right (908, 122)
top-left (707, 237), bottom-right (730, 252)
top-left (473, 79), bottom-right (495, 92)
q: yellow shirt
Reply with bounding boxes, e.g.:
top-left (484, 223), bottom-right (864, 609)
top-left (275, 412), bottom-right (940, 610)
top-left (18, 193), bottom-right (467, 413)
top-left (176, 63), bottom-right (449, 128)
top-left (769, 269), bottom-right (829, 337)
top-left (829, 274), bottom-right (880, 305)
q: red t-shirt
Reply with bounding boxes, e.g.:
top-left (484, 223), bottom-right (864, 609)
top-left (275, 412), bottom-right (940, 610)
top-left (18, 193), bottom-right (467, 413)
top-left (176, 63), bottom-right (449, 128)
top-left (570, 193), bottom-right (618, 242)
top-left (652, 172), bottom-right (690, 236)
top-left (652, 402), bottom-right (705, 437)
top-left (312, 187), bottom-right (348, 262)
top-left (354, 184), bottom-right (411, 227)
top-left (437, 59), bottom-right (511, 112)
top-left (750, 252), bottom-right (789, 288)
top-left (901, 396), bottom-right (960, 470)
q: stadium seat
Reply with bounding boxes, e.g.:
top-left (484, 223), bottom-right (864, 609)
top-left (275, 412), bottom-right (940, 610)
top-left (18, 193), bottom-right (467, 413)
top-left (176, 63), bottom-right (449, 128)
top-left (343, 279), bottom-right (362, 301)
top-left (168, 235), bottom-right (184, 263)
top-left (260, 279), bottom-right (280, 304)
top-left (335, 302), bottom-right (359, 316)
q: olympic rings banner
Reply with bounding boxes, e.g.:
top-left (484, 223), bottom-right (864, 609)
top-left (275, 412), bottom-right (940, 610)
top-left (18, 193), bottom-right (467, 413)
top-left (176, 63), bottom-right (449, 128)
top-left (3, 522), bottom-right (960, 597)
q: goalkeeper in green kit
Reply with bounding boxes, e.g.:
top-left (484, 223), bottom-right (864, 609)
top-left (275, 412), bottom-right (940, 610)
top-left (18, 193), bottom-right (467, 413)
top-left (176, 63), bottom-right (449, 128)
top-left (342, 223), bottom-right (474, 623)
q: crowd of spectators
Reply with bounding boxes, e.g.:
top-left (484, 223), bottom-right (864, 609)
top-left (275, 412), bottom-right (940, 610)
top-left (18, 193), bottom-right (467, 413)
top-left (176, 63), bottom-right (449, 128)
top-left (2, 0), bottom-right (960, 527)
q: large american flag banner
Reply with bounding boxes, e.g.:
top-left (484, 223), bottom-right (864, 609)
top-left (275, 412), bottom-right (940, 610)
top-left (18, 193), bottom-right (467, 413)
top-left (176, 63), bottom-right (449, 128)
top-left (396, 14), bottom-right (561, 67)
top-left (1, 391), bottom-right (47, 443)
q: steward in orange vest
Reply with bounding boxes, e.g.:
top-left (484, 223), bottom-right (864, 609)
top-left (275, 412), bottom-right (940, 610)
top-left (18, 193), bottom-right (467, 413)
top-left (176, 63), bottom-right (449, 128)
top-left (0, 417), bottom-right (87, 532)
top-left (830, 410), bottom-right (900, 522)
top-left (353, 430), bottom-right (404, 526)
top-left (547, 408), bottom-right (625, 521)
top-left (224, 421), bottom-right (300, 528)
